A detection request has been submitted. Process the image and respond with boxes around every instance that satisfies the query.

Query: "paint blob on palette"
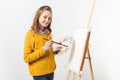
[57,36,73,55]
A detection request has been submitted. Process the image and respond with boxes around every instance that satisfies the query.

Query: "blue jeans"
[33,73,54,80]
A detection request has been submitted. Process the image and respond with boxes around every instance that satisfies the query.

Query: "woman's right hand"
[43,40,53,51]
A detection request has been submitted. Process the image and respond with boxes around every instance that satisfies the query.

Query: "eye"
[48,17,51,20]
[43,15,51,21]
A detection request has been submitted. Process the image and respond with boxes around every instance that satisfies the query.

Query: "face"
[39,10,52,30]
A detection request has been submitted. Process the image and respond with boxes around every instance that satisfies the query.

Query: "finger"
[49,41,53,46]
[57,46,62,49]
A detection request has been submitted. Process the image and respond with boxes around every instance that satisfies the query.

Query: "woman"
[23,5,60,80]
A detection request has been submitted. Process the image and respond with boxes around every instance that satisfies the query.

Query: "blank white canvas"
[68,28,88,73]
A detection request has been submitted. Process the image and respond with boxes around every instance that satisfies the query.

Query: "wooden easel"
[67,30,94,80]
[66,0,96,80]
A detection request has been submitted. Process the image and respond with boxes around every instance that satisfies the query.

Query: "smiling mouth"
[45,22,48,24]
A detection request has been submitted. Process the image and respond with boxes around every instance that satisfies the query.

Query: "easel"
[67,29,94,80]
[66,0,96,80]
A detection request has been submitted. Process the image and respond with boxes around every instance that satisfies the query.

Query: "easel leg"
[77,75,81,80]
[87,48,94,80]
[72,73,75,80]
[67,70,71,80]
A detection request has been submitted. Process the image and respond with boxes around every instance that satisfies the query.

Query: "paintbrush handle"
[52,41,68,47]
[43,38,68,47]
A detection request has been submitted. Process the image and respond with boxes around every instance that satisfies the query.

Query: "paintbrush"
[43,38,68,47]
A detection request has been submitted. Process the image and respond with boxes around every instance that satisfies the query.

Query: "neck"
[40,26,45,31]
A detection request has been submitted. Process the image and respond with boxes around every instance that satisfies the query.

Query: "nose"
[46,18,49,22]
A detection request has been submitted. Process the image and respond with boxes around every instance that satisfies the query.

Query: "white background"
[0,0,120,80]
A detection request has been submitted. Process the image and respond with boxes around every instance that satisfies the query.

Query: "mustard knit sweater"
[23,30,56,76]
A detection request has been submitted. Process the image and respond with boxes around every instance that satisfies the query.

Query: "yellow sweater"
[24,30,56,76]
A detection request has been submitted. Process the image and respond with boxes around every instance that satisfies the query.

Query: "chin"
[44,26,48,28]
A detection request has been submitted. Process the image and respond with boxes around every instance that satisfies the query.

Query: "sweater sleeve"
[23,31,46,63]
